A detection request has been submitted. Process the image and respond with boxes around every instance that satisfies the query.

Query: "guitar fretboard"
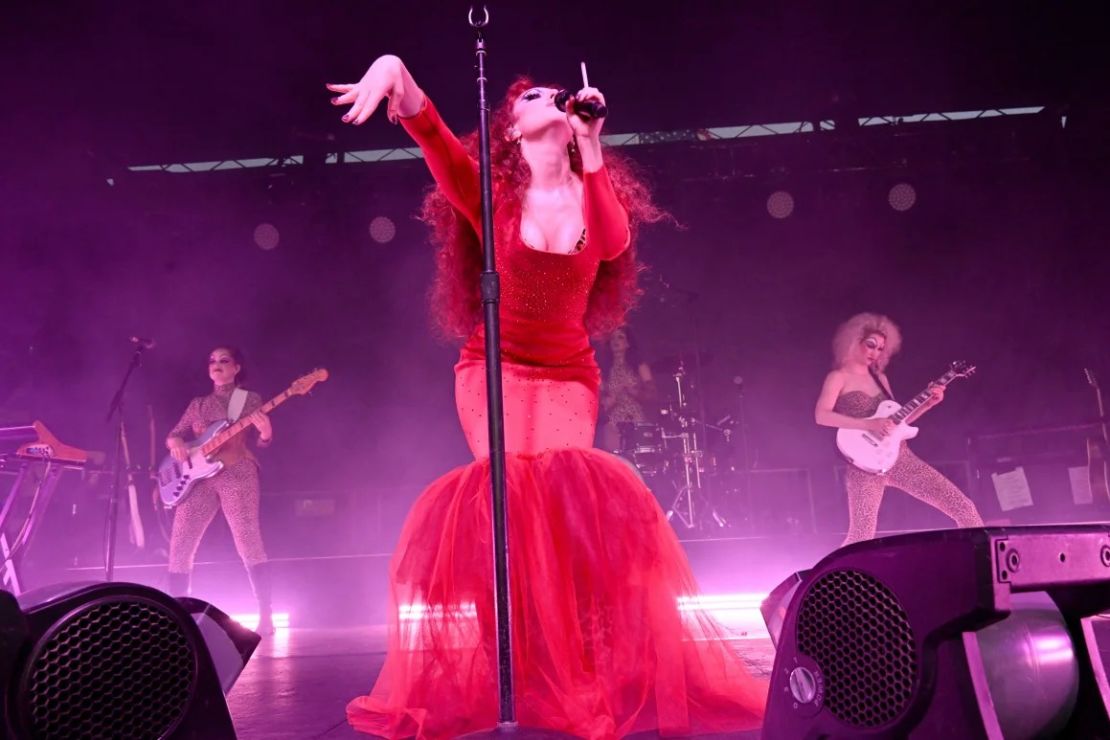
[200,389,294,456]
[888,371,959,424]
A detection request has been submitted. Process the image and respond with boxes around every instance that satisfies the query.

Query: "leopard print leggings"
[842,445,983,546]
[167,459,268,572]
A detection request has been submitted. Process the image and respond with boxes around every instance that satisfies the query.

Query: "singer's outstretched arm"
[327,55,425,123]
[399,98,482,234]
[328,61,627,256]
[327,56,481,233]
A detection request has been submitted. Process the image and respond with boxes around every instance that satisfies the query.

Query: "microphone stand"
[733,377,754,533]
[468,4,514,732]
[460,7,574,738]
[103,342,146,580]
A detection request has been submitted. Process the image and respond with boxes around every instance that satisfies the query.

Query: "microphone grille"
[553,90,571,112]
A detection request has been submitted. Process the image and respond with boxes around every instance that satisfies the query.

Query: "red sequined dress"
[347,99,767,739]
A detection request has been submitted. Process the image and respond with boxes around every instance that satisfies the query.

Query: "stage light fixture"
[369,216,397,244]
[767,190,795,219]
[253,222,280,250]
[888,182,917,212]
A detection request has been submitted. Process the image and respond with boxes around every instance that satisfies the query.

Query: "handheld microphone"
[130,336,156,350]
[554,90,607,121]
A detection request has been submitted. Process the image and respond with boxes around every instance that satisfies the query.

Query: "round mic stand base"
[459,725,580,739]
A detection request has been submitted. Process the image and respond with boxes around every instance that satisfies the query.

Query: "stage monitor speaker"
[761,525,1110,739]
[0,581,260,739]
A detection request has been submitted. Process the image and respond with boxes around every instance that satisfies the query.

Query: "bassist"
[814,313,983,547]
[165,345,274,634]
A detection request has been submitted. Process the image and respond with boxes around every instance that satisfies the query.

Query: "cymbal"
[649,352,714,374]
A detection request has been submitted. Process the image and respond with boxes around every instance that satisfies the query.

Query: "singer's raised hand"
[567,86,606,139]
[327,55,425,126]
[568,86,607,172]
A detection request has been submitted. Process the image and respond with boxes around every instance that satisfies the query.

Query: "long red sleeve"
[399,98,481,234]
[582,166,631,260]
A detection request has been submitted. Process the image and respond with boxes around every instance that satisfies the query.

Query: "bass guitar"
[157,368,327,507]
[837,361,976,474]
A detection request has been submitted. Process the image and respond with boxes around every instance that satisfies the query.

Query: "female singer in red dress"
[328,55,766,739]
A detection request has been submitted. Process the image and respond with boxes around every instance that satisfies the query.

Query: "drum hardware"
[612,354,752,532]
[616,421,669,477]
[662,431,726,530]
[660,361,727,530]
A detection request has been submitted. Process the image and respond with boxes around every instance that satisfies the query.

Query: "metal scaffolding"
[126,106,1047,175]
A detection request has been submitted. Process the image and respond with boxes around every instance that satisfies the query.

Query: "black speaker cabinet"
[762,525,1110,739]
[1,581,257,739]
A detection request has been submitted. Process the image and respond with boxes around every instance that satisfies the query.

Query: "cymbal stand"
[663,364,726,530]
[732,377,754,532]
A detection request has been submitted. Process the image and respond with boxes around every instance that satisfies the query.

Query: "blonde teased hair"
[831,313,902,370]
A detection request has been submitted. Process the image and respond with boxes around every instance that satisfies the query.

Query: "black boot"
[246,562,274,635]
[167,571,191,598]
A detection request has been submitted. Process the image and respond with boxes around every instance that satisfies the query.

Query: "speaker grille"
[796,569,917,727]
[22,598,197,739]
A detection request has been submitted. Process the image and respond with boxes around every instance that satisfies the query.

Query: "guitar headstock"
[949,361,976,379]
[290,368,329,396]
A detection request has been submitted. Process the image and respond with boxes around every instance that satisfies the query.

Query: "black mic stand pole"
[103,341,147,581]
[460,7,575,738]
[734,376,754,533]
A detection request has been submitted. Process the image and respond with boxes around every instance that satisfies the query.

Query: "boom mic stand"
[103,340,147,580]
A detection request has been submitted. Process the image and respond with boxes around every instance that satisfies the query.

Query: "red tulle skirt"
[347,448,767,739]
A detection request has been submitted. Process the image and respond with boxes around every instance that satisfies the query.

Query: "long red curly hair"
[421,77,665,339]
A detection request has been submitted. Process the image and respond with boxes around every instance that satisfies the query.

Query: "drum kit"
[612,357,750,532]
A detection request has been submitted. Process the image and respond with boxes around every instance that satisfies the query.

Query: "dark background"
[2,1,1108,577]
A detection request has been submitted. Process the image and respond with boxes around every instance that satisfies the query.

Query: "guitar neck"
[200,389,292,455]
[1085,369,1109,443]
[889,371,958,424]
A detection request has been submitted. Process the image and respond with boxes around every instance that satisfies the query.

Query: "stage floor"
[227,627,776,739]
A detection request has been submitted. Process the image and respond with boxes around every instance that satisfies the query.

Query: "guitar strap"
[227,387,249,422]
[869,366,894,401]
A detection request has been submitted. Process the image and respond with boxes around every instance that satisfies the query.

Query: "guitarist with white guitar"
[815,313,983,547]
[164,346,277,634]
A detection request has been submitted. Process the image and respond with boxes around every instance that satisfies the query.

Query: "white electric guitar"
[157,369,328,507]
[836,361,976,474]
